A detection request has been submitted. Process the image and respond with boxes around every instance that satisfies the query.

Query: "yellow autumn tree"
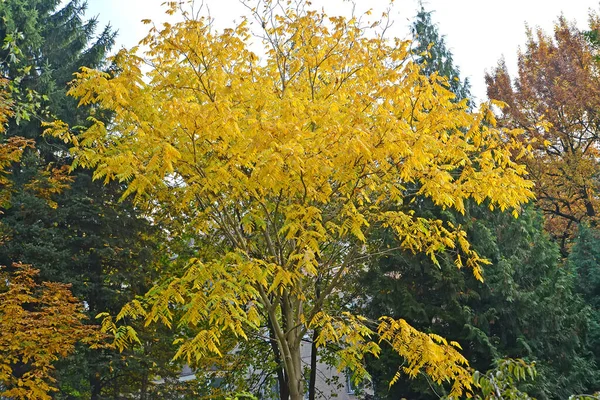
[47,2,534,399]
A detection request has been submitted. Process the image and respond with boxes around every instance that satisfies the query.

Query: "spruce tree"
[363,204,596,399]
[0,2,184,398]
[410,4,470,102]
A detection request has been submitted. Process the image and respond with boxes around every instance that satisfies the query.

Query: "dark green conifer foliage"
[363,205,596,399]
[569,225,600,394]
[0,2,185,398]
[410,4,470,102]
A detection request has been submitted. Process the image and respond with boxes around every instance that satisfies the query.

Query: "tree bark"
[90,372,102,400]
[583,187,596,218]
[308,328,319,400]
[308,278,321,400]
[268,319,290,400]
[290,340,304,400]
[258,286,304,400]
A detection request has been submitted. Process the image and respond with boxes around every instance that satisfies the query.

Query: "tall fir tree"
[0,1,186,398]
[410,4,470,102]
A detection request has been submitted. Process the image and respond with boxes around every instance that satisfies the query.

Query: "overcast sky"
[85,0,599,102]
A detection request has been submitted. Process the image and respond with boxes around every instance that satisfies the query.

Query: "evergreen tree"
[362,204,596,399]
[410,4,470,102]
[569,225,600,394]
[0,2,186,398]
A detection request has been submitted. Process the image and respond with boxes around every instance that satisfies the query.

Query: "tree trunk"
[308,278,321,400]
[268,320,290,400]
[260,288,304,400]
[90,373,102,400]
[140,372,148,400]
[284,340,304,400]
[308,328,319,400]
[277,316,304,400]
[581,186,596,220]
[292,345,304,400]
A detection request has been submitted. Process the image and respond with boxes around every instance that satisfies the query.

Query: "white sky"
[85,0,598,103]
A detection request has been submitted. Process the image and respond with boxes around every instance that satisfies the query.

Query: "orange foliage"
[486,17,600,249]
[0,264,103,400]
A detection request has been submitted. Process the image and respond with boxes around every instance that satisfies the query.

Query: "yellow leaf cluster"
[378,316,472,398]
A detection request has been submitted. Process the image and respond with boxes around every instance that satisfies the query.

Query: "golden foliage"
[486,16,600,246]
[46,2,534,397]
[378,317,471,396]
[0,264,103,400]
[0,78,34,207]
